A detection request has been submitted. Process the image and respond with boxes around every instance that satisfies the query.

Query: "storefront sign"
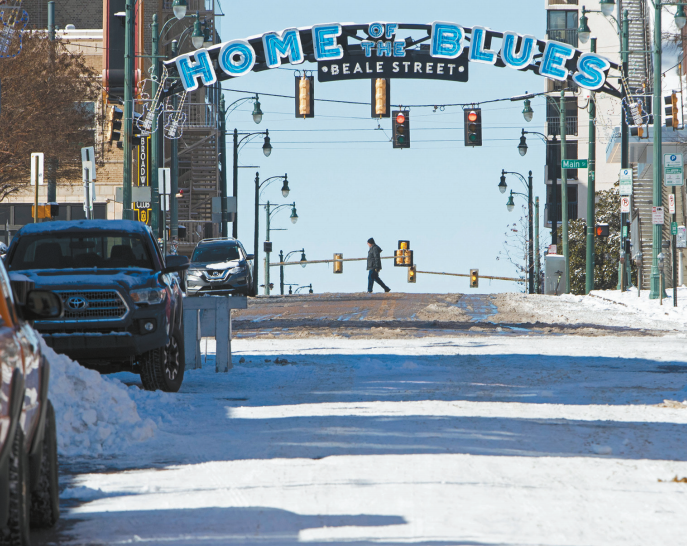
[134,136,152,225]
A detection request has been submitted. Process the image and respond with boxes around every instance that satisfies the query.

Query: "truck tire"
[0,427,31,545]
[30,400,59,528]
[139,326,185,392]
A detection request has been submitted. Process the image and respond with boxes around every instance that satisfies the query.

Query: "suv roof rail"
[198,237,238,244]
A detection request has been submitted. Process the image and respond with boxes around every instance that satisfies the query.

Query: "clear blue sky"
[214,0,548,294]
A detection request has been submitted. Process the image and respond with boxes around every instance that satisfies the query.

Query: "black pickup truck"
[4,220,189,392]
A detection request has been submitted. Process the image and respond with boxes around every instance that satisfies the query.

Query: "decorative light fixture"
[290,206,298,224]
[202,25,212,48]
[281,175,290,197]
[522,98,534,122]
[518,129,528,157]
[506,191,515,212]
[252,96,263,124]
[499,171,508,194]
[300,251,307,267]
[676,4,687,29]
[599,0,615,17]
[191,14,204,49]
[172,0,187,20]
[578,9,591,44]
[262,130,272,157]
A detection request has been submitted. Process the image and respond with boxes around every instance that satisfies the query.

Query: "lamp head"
[578,10,591,44]
[600,0,615,17]
[300,251,307,267]
[676,4,687,29]
[172,0,187,20]
[499,171,508,194]
[522,98,534,122]
[252,96,263,124]
[281,175,290,198]
[191,14,204,49]
[290,205,298,224]
[518,129,528,157]
[506,191,515,212]
[262,130,272,157]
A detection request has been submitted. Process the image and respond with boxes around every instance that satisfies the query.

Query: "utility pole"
[650,0,664,299]
[535,196,540,293]
[618,8,630,291]
[279,250,284,295]
[253,172,260,295]
[232,128,238,238]
[586,37,597,294]
[122,0,135,220]
[150,14,160,236]
[549,134,559,248]
[219,98,227,238]
[528,170,534,295]
[560,89,569,293]
[265,201,271,295]
[170,40,179,243]
[47,1,57,204]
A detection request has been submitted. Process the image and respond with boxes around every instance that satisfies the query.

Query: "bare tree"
[0,32,100,201]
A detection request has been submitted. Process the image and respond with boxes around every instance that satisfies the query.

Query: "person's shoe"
[384,288,391,293]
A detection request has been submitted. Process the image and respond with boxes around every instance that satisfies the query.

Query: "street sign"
[619,168,633,196]
[652,206,665,225]
[671,221,678,235]
[31,153,44,186]
[663,153,684,186]
[158,168,171,212]
[80,147,96,182]
[561,159,588,169]
[669,194,676,214]
[620,196,631,213]
[548,244,557,254]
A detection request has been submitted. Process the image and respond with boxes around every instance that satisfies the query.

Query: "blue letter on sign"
[431,21,465,59]
[540,41,575,81]
[312,24,343,61]
[263,28,304,68]
[500,31,536,70]
[469,26,497,65]
[176,50,216,92]
[572,53,611,90]
[218,40,256,77]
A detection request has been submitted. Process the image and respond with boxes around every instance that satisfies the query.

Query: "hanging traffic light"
[395,240,413,267]
[470,268,479,288]
[333,253,343,274]
[665,92,679,129]
[295,75,314,119]
[595,223,610,237]
[105,105,123,143]
[371,78,390,118]
[464,108,482,147]
[392,110,410,149]
[408,264,416,283]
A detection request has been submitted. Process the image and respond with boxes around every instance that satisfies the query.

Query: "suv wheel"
[139,326,185,392]
[0,427,31,545]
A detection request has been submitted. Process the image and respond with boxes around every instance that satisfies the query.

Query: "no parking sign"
[620,196,630,213]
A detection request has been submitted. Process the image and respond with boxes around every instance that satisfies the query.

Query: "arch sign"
[164,22,620,98]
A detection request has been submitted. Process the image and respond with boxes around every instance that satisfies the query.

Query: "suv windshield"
[192,244,241,264]
[8,232,154,271]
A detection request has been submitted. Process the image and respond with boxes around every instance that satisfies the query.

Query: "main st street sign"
[164,22,620,96]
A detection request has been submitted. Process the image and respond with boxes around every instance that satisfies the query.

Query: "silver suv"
[186,238,254,296]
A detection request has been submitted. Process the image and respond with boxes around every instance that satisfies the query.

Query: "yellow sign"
[134,136,152,225]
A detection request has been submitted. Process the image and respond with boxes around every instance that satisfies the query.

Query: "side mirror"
[21,290,63,321]
[246,254,254,261]
[163,254,190,274]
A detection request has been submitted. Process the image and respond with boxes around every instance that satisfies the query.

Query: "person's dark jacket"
[367,244,383,271]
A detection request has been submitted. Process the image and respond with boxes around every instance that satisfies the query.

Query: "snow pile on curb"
[41,340,157,457]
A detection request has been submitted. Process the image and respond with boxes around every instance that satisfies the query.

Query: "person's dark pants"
[368,269,389,292]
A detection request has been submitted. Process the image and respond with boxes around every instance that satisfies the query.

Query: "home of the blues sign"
[164,22,620,97]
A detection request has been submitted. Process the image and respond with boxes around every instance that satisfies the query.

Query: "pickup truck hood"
[11,268,159,292]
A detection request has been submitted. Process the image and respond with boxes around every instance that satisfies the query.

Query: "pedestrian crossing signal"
[470,268,479,288]
[464,108,482,147]
[395,240,413,267]
[595,223,609,237]
[392,110,410,149]
[408,264,416,283]
[333,253,343,274]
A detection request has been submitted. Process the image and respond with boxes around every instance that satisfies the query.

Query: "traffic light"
[408,264,416,283]
[470,269,479,288]
[333,253,343,274]
[392,110,410,149]
[264,241,273,253]
[105,105,123,143]
[371,78,390,118]
[464,108,482,147]
[395,240,413,267]
[32,203,59,220]
[665,92,679,129]
[595,223,610,237]
[295,75,314,118]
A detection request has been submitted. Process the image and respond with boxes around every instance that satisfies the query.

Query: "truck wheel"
[30,400,60,528]
[0,427,31,545]
[139,327,185,392]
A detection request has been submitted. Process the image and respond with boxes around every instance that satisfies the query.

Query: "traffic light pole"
[528,171,534,295]
[170,40,179,244]
[150,14,160,236]
[549,136,559,248]
[560,89,570,294]
[254,172,260,295]
[586,38,597,295]
[122,0,135,221]
[535,196,540,293]
[650,0,663,299]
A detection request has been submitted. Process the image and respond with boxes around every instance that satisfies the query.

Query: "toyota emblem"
[66,296,88,311]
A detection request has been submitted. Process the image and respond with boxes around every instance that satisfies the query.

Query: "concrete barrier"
[183,296,248,372]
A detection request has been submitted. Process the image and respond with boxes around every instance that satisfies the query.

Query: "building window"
[547,10,578,46]
[546,96,578,136]
[546,183,579,225]
[546,140,579,179]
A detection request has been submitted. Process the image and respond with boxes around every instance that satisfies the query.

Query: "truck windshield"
[192,244,241,263]
[8,233,154,271]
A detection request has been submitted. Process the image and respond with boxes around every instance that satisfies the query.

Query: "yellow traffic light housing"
[371,78,390,118]
[333,253,343,274]
[395,240,413,267]
[665,92,679,130]
[470,268,479,288]
[408,264,416,283]
[295,75,314,118]
[105,105,123,143]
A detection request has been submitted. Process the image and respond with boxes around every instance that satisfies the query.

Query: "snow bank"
[42,340,157,457]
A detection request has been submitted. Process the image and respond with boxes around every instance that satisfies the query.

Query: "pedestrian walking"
[367,238,390,293]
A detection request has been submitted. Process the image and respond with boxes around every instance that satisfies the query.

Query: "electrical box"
[544,254,566,295]
[677,226,687,248]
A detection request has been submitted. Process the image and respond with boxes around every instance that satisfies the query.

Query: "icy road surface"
[45,334,687,545]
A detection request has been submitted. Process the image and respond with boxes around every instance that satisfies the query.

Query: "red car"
[0,260,62,544]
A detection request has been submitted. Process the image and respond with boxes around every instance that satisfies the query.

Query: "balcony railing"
[163,0,214,12]
[547,116,578,136]
[548,0,578,5]
[549,79,579,93]
[177,220,219,245]
[544,203,579,226]
[546,28,578,47]
[176,102,219,129]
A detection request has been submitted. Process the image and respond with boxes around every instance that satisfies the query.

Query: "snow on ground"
[45,333,687,545]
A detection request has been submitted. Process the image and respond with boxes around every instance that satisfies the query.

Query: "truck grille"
[55,290,128,321]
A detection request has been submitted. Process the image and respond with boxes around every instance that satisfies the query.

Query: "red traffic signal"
[396,112,406,124]
[392,110,410,149]
[464,108,482,147]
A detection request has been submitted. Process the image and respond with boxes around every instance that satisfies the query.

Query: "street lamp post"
[262,201,298,295]
[586,38,597,295]
[279,248,307,295]
[500,169,535,294]
[170,40,179,243]
[122,0,136,220]
[254,172,290,295]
